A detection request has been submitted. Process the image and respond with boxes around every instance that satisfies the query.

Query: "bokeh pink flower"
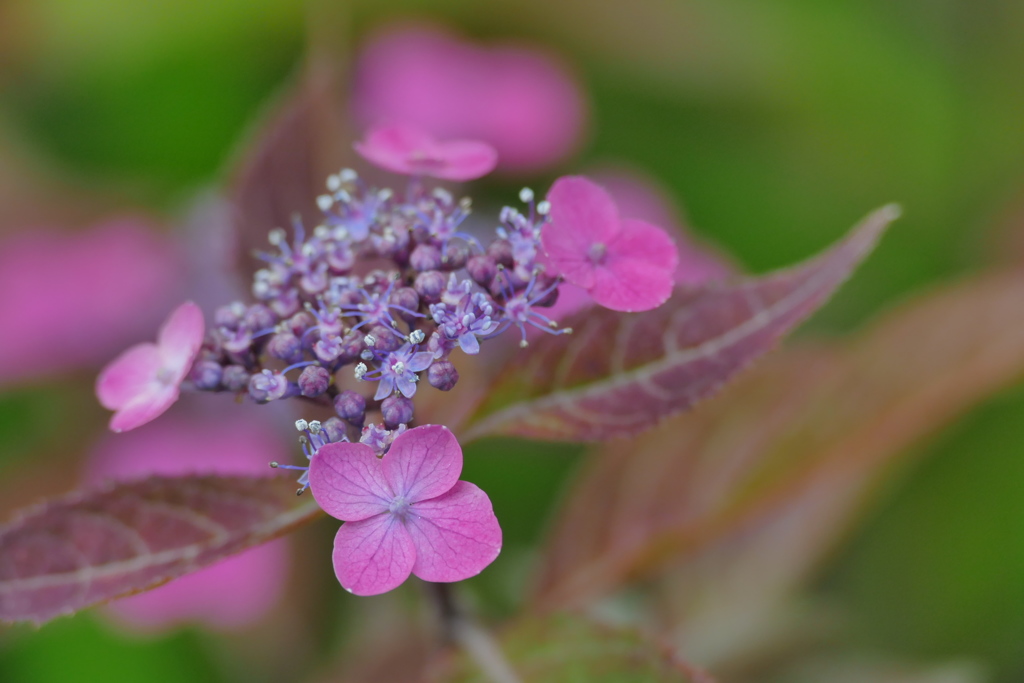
[542,176,679,312]
[96,301,205,433]
[353,23,586,174]
[0,219,181,388]
[309,424,501,596]
[354,124,498,181]
[85,407,289,631]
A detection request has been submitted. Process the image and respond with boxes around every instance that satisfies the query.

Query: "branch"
[426,582,522,683]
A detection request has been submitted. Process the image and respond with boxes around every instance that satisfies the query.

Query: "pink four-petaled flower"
[354,124,499,181]
[96,301,205,433]
[309,424,501,596]
[541,176,680,312]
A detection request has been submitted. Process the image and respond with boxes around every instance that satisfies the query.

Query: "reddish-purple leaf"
[227,67,351,276]
[532,270,1024,609]
[463,205,899,443]
[0,474,322,624]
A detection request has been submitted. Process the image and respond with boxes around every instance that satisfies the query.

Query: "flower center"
[389,496,410,517]
[156,365,176,385]
[587,242,607,265]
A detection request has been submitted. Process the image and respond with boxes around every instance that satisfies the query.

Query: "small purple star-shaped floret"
[359,422,406,455]
[365,343,434,401]
[429,280,500,355]
[309,425,502,596]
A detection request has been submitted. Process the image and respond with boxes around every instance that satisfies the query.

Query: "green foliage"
[0,615,222,683]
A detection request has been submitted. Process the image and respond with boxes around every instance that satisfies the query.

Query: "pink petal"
[383,425,462,504]
[352,23,586,173]
[590,218,679,312]
[355,124,497,181]
[588,168,733,288]
[542,176,621,288]
[157,301,205,379]
[354,123,435,175]
[96,343,161,410]
[108,385,179,433]
[406,481,502,583]
[426,139,498,181]
[309,442,393,522]
[0,220,182,388]
[332,513,416,596]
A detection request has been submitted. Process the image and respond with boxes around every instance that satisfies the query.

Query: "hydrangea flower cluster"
[96,124,680,595]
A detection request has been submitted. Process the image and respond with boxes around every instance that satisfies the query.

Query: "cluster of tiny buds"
[192,172,573,489]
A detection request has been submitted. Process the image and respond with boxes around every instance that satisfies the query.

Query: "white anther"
[563,327,573,334]
[409,329,425,344]
[295,419,309,432]
[392,361,406,375]
[360,350,374,361]
[364,334,377,347]
[316,195,334,211]
[339,168,357,183]
[537,200,551,215]
[377,188,393,201]
[337,189,352,203]
[326,174,342,192]
[459,197,472,210]
[520,339,529,348]
[519,187,534,203]
[354,363,367,380]
[308,420,322,434]
[301,243,316,257]
[314,225,330,239]
[548,320,558,329]
[432,188,452,204]
[496,227,509,239]
[268,228,286,245]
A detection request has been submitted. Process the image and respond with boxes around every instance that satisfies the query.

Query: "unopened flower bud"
[267,332,304,363]
[487,239,514,267]
[414,270,447,303]
[214,302,246,328]
[381,395,414,429]
[409,244,443,272]
[287,311,317,336]
[190,360,223,391]
[533,274,560,307]
[368,325,402,353]
[322,417,347,443]
[221,365,250,392]
[334,390,366,425]
[467,254,497,285]
[391,287,421,323]
[243,304,276,331]
[428,360,459,391]
[441,241,469,270]
[248,369,289,403]
[298,365,331,397]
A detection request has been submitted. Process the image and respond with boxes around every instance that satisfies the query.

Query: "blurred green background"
[2,0,1024,681]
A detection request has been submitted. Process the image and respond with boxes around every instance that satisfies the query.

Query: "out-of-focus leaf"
[533,270,1024,608]
[436,613,713,683]
[226,65,351,276]
[0,474,322,624]
[766,656,985,683]
[463,205,897,443]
